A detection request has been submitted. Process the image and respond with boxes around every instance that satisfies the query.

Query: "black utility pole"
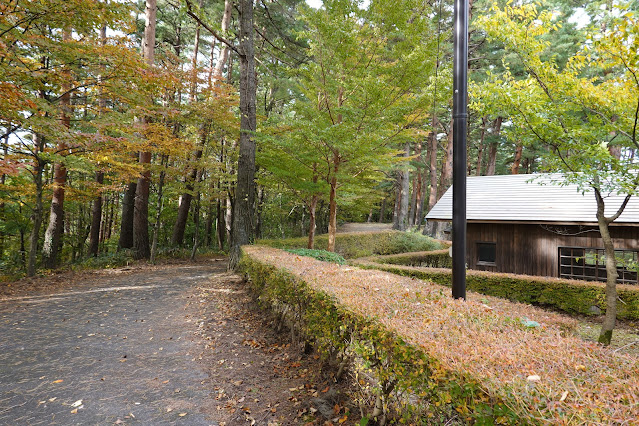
[452,0,468,299]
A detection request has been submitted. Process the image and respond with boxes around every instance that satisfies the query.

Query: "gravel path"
[0,262,225,425]
[0,260,352,426]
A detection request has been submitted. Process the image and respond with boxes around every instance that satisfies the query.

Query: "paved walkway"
[0,262,226,425]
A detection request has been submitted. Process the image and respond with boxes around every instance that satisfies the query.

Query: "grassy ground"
[578,320,639,356]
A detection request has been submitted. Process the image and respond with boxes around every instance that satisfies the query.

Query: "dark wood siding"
[467,223,639,277]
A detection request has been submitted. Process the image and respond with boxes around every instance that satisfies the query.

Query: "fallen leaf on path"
[178,413,187,417]
[52,379,63,384]
[71,400,83,407]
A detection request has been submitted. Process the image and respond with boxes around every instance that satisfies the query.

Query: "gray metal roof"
[425,174,639,225]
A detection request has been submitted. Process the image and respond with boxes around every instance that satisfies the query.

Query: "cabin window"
[559,247,638,284]
[477,242,496,265]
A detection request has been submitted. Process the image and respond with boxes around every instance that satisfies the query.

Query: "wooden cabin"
[426,174,639,284]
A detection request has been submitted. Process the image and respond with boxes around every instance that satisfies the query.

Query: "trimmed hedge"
[240,246,639,424]
[258,230,443,259]
[240,248,517,424]
[355,260,639,320]
[372,249,452,268]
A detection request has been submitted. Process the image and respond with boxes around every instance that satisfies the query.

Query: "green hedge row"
[258,231,443,259]
[239,250,518,424]
[356,261,639,321]
[372,249,452,268]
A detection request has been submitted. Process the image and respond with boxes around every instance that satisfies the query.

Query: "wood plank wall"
[467,223,639,277]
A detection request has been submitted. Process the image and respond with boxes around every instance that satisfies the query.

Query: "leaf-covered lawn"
[245,246,639,423]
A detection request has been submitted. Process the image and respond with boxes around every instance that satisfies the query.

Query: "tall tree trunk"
[118,181,136,249]
[216,145,227,250]
[107,195,115,241]
[476,116,486,176]
[416,168,427,229]
[41,142,68,268]
[171,148,203,246]
[394,143,410,231]
[150,155,168,263]
[595,189,628,345]
[89,171,104,257]
[100,195,107,244]
[392,181,400,228]
[485,116,502,176]
[228,0,257,269]
[0,134,7,258]
[255,185,265,240]
[216,192,225,250]
[171,4,205,247]
[378,198,386,223]
[307,169,319,249]
[412,172,423,226]
[133,150,152,259]
[437,119,453,199]
[409,139,423,226]
[42,31,72,269]
[90,26,107,258]
[133,0,157,260]
[427,117,439,209]
[225,194,232,246]
[20,219,26,269]
[190,179,201,261]
[28,135,46,276]
[211,0,233,85]
[327,153,340,253]
[424,115,441,237]
[205,191,214,247]
[189,0,202,101]
[511,143,523,174]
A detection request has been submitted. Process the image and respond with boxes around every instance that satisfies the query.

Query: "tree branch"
[181,0,239,55]
[607,194,631,223]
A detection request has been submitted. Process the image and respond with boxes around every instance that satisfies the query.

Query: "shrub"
[372,249,452,268]
[241,246,638,424]
[74,250,133,270]
[285,248,346,265]
[258,230,443,259]
[355,260,639,321]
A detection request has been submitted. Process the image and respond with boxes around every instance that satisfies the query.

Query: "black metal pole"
[452,0,468,299]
